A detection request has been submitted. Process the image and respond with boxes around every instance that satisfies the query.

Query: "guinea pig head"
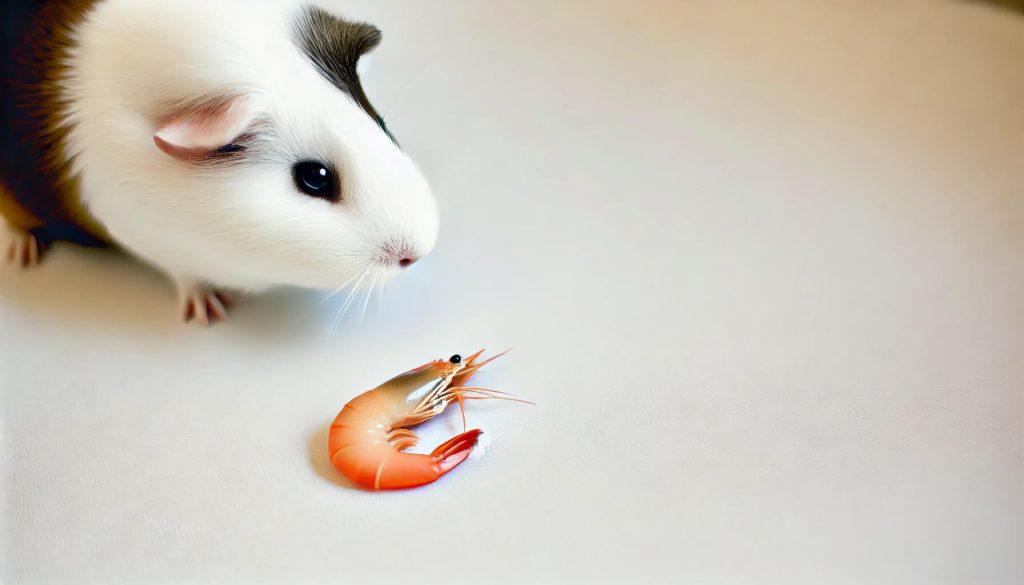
[149,8,438,292]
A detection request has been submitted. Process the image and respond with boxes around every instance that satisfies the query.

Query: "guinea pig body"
[0,0,438,323]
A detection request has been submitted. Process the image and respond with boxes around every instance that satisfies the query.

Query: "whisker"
[376,280,385,314]
[317,267,369,307]
[330,291,357,336]
[359,271,378,324]
[330,267,370,335]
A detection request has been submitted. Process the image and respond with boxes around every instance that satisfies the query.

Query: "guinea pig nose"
[382,240,419,267]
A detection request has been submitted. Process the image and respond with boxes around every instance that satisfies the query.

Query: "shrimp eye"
[450,354,462,364]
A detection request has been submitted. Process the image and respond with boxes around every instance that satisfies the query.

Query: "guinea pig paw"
[5,231,46,269]
[180,284,233,326]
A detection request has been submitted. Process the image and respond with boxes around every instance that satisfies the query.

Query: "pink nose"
[398,257,416,268]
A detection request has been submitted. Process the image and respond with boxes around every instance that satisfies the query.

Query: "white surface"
[2,1,1023,583]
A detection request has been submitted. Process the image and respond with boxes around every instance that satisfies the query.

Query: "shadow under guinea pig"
[966,0,1024,15]
[0,236,330,344]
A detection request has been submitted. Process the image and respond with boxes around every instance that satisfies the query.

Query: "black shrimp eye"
[450,354,462,364]
[292,161,336,200]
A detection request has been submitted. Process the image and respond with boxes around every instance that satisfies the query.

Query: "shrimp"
[328,349,528,490]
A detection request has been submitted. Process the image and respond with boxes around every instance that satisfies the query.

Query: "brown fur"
[0,183,43,231]
[0,0,109,246]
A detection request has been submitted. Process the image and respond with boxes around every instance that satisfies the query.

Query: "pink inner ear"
[154,96,252,161]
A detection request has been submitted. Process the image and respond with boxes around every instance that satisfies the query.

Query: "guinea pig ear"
[154,95,253,161]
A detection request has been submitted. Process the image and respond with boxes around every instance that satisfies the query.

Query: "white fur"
[60,0,438,293]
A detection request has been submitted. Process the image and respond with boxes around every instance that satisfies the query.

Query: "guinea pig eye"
[292,161,336,200]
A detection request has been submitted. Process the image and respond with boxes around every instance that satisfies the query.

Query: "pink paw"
[5,232,45,268]
[180,285,234,326]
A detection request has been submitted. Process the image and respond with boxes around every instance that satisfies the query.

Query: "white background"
[2,1,1023,583]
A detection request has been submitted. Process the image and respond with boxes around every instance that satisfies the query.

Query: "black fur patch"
[292,5,397,145]
[0,0,108,246]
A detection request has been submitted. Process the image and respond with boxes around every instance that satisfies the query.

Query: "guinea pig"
[0,0,438,325]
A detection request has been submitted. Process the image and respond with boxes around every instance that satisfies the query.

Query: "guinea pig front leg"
[2,187,50,268]
[4,229,50,269]
[177,280,234,326]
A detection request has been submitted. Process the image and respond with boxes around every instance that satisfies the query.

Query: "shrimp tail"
[365,429,483,490]
[433,429,483,472]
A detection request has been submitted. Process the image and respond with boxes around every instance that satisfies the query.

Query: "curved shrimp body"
[328,350,506,490]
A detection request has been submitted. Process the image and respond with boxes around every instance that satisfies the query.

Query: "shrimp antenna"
[454,388,467,433]
[450,387,536,406]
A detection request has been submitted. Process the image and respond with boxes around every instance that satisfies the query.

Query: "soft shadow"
[966,0,1024,15]
[217,286,330,347]
[0,238,327,344]
[0,244,170,333]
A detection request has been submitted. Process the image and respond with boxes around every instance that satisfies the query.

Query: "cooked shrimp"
[328,349,528,490]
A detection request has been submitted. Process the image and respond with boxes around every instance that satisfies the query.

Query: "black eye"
[450,354,462,364]
[292,161,336,200]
